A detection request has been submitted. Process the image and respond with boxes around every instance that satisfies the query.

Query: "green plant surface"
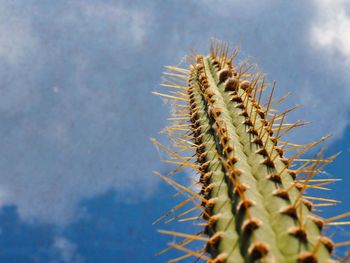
[152,41,349,263]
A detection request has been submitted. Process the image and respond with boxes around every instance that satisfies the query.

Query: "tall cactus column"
[153,42,348,263]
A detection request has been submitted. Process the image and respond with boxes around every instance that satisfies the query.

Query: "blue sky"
[0,0,350,262]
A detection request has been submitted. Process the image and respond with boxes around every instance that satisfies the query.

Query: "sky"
[0,0,350,262]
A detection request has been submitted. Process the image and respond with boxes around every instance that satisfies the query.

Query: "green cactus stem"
[152,40,349,263]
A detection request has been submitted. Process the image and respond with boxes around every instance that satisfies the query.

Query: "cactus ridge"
[152,40,350,263]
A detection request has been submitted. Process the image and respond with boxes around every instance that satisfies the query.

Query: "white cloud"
[67,2,152,47]
[304,0,350,139]
[0,18,35,65]
[0,5,41,116]
[0,1,161,225]
[311,0,350,64]
[53,237,84,263]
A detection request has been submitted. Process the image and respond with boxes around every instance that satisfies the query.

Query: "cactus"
[152,40,349,263]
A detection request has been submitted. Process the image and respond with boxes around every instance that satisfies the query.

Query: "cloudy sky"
[0,0,349,262]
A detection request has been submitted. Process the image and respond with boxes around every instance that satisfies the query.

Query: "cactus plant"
[152,40,349,263]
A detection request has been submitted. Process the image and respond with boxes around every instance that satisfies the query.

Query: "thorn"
[156,236,194,256]
[264,81,276,118]
[152,195,197,225]
[266,91,292,109]
[165,205,201,224]
[304,195,340,204]
[163,72,188,79]
[152,91,189,102]
[169,243,211,262]
[160,83,187,90]
[325,211,350,223]
[153,171,207,203]
[334,241,350,248]
[158,230,208,241]
[151,138,200,172]
[164,65,190,74]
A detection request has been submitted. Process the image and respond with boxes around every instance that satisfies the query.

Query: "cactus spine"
[153,41,349,263]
